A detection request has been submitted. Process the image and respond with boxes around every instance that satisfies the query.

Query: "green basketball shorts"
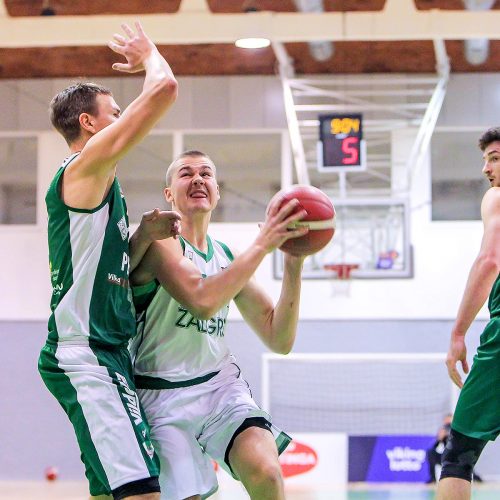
[38,342,160,496]
[452,317,500,442]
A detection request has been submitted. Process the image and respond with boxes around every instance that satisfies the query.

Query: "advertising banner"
[348,435,435,482]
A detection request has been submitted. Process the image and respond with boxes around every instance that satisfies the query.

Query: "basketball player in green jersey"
[130,150,309,500]
[38,22,180,500]
[437,127,500,500]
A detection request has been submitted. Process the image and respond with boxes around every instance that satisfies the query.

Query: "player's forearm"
[142,48,178,100]
[129,224,154,273]
[452,254,499,337]
[191,245,269,319]
[264,256,304,354]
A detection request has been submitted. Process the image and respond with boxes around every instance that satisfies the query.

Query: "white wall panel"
[479,73,500,126]
[192,76,231,128]
[17,80,53,131]
[229,76,266,128]
[0,81,19,130]
[438,74,481,127]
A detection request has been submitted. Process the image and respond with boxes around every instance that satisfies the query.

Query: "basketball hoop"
[323,263,359,296]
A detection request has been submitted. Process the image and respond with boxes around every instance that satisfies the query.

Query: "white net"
[262,353,455,435]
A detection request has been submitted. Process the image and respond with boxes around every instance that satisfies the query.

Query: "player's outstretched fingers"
[134,21,146,36]
[121,23,135,39]
[112,34,127,45]
[108,40,126,55]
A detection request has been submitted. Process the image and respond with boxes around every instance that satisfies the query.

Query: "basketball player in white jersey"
[130,150,308,500]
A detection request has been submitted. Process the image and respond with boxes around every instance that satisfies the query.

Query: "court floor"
[1,482,499,500]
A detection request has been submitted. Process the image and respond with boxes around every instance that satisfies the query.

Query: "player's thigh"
[453,321,500,441]
[200,369,290,478]
[228,425,281,479]
[138,385,218,500]
[152,422,217,500]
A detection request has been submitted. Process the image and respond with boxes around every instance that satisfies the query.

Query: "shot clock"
[317,113,366,172]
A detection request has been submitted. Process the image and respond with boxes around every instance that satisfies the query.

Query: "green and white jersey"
[131,235,234,382]
[46,153,135,347]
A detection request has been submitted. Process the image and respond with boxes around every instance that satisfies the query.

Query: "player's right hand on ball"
[256,198,308,253]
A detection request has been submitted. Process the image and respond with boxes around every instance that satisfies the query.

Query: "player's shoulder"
[481,187,500,221]
[482,186,500,206]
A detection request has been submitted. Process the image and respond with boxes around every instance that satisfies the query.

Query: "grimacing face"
[482,141,500,188]
[165,156,219,213]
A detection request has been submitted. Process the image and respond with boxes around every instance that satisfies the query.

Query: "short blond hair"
[165,150,216,186]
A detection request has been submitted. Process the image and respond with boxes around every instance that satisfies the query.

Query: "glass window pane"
[118,134,173,224]
[183,133,282,222]
[0,137,37,224]
[431,130,489,221]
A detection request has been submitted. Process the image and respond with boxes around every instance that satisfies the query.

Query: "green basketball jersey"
[488,273,500,318]
[46,153,135,346]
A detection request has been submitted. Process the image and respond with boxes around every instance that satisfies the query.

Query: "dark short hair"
[478,127,500,151]
[49,82,112,145]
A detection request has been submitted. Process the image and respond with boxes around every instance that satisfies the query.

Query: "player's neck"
[181,212,211,252]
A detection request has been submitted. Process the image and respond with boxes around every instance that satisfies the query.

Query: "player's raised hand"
[140,208,181,241]
[108,22,155,73]
[256,197,308,253]
[446,334,469,388]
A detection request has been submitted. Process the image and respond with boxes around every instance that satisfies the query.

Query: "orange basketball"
[268,184,335,256]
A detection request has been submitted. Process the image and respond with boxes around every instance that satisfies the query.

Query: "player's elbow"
[477,251,500,272]
[151,77,178,106]
[270,339,294,355]
[189,301,217,321]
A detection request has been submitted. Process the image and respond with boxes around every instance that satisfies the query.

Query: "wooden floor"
[0,482,499,500]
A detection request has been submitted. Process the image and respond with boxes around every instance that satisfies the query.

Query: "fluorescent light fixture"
[235,37,271,49]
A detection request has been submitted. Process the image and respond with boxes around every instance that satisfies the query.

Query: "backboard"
[273,198,412,280]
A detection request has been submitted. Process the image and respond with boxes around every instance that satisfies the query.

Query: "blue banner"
[349,435,436,482]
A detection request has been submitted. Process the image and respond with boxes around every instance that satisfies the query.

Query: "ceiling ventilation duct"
[293,0,334,61]
[462,0,495,65]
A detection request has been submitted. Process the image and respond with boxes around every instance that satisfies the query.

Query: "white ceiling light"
[235,37,271,49]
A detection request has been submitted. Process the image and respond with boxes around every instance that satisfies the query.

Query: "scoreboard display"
[318,113,365,172]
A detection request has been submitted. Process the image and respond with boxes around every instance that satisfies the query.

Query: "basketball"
[268,184,335,256]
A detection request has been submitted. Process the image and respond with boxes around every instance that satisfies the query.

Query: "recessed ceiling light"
[235,38,271,49]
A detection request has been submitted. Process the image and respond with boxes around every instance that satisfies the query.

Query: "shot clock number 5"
[317,113,366,172]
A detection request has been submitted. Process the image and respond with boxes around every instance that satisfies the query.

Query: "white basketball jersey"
[131,235,235,382]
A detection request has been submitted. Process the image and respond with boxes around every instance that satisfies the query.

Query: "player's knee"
[439,429,487,482]
[249,460,283,490]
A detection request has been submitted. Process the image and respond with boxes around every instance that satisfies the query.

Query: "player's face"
[482,141,500,187]
[166,157,219,214]
[90,94,121,133]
